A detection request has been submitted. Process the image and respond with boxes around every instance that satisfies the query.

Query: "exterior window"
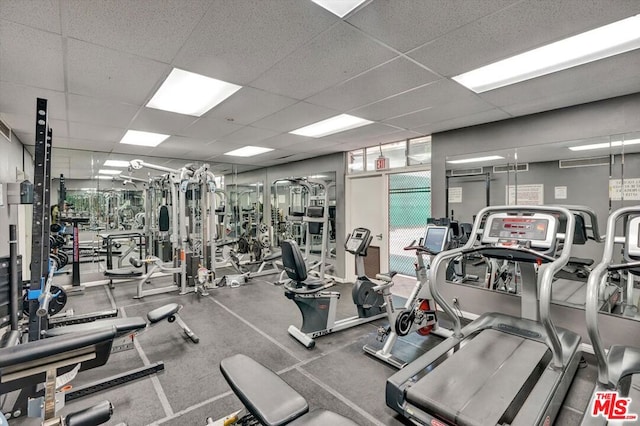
[408,136,431,166]
[348,149,365,173]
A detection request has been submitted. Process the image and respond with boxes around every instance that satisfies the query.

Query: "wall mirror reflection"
[442,131,640,321]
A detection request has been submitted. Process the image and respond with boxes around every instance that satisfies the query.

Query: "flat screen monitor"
[423,226,449,253]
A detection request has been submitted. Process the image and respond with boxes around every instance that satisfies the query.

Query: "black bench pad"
[43,317,147,338]
[569,257,594,266]
[104,269,143,278]
[220,354,308,426]
[288,410,359,426]
[264,251,282,261]
[147,303,180,324]
[0,329,116,368]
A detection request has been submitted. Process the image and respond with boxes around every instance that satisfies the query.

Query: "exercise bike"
[363,225,448,368]
[282,227,387,349]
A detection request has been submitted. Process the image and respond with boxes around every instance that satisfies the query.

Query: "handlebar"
[404,245,439,256]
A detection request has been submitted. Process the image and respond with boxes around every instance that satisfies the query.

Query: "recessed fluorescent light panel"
[447,155,504,164]
[569,138,640,151]
[103,160,130,167]
[290,114,373,138]
[311,0,369,18]
[98,169,122,175]
[453,14,640,93]
[94,175,113,180]
[119,130,170,147]
[224,146,274,157]
[147,68,242,117]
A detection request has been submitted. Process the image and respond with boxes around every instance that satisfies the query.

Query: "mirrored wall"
[444,131,640,320]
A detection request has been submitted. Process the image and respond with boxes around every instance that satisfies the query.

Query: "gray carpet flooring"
[9,262,597,426]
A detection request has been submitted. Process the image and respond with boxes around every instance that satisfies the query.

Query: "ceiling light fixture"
[94,175,114,180]
[311,0,369,18]
[98,169,122,175]
[224,146,274,157]
[447,155,504,164]
[147,68,242,116]
[119,130,170,147]
[103,160,131,167]
[568,138,640,151]
[290,114,373,138]
[453,14,640,93]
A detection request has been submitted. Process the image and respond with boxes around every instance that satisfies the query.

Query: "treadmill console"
[423,226,449,254]
[626,216,640,258]
[482,213,557,252]
[345,228,371,255]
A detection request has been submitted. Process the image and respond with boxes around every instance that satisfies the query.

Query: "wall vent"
[450,167,483,176]
[493,163,528,173]
[0,118,11,142]
[559,156,610,169]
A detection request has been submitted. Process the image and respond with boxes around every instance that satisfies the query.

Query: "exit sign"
[375,156,389,170]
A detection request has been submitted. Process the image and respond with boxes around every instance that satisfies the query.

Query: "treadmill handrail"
[586,205,640,386]
[428,205,575,367]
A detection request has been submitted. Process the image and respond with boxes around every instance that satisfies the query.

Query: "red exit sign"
[375,156,389,170]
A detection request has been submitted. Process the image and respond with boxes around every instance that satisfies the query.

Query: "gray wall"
[228,152,346,277]
[0,132,33,258]
[432,93,640,217]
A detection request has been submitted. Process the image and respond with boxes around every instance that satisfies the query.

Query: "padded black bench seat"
[43,317,147,338]
[568,257,594,266]
[220,354,357,426]
[104,269,143,278]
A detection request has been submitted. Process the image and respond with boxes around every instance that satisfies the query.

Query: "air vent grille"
[450,167,483,176]
[0,118,11,142]
[493,163,528,173]
[559,156,610,168]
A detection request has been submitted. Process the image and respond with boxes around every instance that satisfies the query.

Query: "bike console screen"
[345,228,371,255]
[423,226,448,254]
[482,213,557,251]
[627,216,640,258]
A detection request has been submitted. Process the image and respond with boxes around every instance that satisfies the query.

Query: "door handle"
[376,233,383,240]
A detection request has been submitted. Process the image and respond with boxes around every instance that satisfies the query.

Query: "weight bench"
[43,303,199,344]
[215,354,357,426]
[0,329,117,425]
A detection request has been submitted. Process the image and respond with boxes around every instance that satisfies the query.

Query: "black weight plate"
[22,285,67,316]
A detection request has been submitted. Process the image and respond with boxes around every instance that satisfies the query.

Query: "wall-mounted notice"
[506,184,544,205]
[609,178,640,201]
[448,187,462,203]
[554,186,568,200]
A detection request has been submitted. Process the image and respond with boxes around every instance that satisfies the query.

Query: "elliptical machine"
[363,225,445,368]
[282,227,387,348]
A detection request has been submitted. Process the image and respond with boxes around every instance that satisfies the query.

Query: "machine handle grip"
[372,282,394,292]
[403,245,438,256]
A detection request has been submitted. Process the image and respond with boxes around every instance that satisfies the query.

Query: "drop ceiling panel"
[351,79,476,121]
[322,122,400,142]
[0,83,67,122]
[0,114,68,139]
[408,0,640,77]
[173,0,337,85]
[251,21,396,99]
[384,97,496,129]
[130,108,199,135]
[62,138,116,152]
[0,20,65,91]
[412,108,513,135]
[66,38,169,105]
[175,116,243,141]
[212,127,280,152]
[259,133,314,150]
[154,136,209,152]
[67,94,139,128]
[251,102,338,133]
[64,0,210,63]
[0,0,61,34]
[69,122,124,143]
[204,87,298,125]
[306,57,440,111]
[346,0,517,52]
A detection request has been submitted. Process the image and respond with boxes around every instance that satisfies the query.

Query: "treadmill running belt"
[405,329,549,426]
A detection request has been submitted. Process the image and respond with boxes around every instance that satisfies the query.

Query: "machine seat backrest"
[158,205,170,232]
[281,240,308,283]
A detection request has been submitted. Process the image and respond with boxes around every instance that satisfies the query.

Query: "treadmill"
[386,205,582,426]
[582,207,640,425]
